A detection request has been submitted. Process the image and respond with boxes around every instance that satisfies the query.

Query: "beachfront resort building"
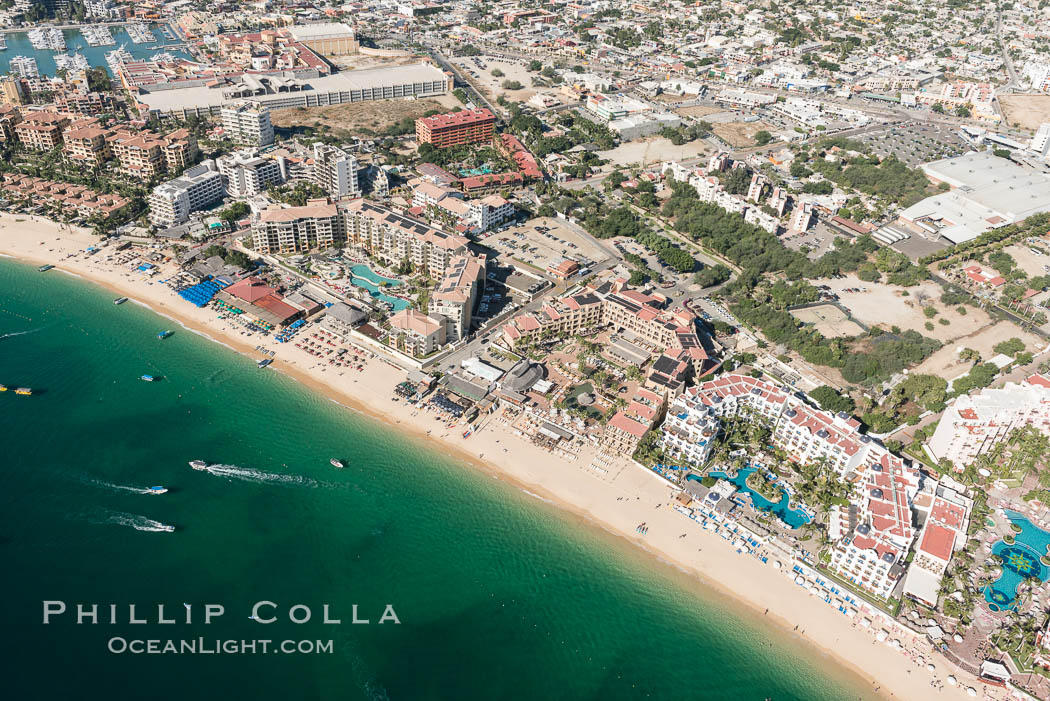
[217,150,283,198]
[827,453,921,600]
[148,161,225,227]
[653,373,933,599]
[341,199,470,278]
[251,200,341,255]
[415,109,496,149]
[388,308,446,357]
[926,375,1050,469]
[900,483,973,608]
[603,388,665,456]
[312,143,360,199]
[429,254,486,342]
[220,101,274,147]
[501,281,716,377]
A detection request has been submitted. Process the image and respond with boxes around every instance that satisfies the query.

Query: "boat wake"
[0,326,44,341]
[201,464,318,488]
[101,510,175,532]
[91,479,160,495]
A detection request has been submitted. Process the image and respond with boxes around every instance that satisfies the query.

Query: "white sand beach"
[0,215,1003,701]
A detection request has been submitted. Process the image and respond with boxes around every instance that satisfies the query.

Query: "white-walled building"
[217,150,282,197]
[220,100,274,147]
[926,375,1050,469]
[312,143,359,199]
[149,160,224,227]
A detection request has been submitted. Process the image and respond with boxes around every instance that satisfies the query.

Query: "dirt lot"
[790,304,866,338]
[914,322,1044,379]
[598,136,707,167]
[674,104,724,118]
[712,120,776,148]
[271,94,462,138]
[1003,242,1050,278]
[326,54,422,71]
[818,274,995,342]
[452,56,537,103]
[999,94,1050,131]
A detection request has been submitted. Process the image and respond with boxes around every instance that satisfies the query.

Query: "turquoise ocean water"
[0,258,874,700]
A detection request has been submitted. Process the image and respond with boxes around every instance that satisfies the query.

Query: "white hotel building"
[660,373,925,599]
[926,375,1050,469]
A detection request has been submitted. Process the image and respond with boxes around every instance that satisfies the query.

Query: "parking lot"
[483,217,610,274]
[853,121,966,166]
[782,221,837,259]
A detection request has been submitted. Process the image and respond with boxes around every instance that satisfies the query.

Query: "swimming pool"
[696,466,812,529]
[349,264,409,311]
[984,510,1050,611]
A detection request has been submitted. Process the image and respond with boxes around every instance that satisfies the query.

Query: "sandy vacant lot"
[819,275,994,343]
[674,104,724,118]
[999,94,1050,131]
[790,304,866,338]
[1004,243,1050,278]
[914,322,1045,379]
[712,120,775,148]
[598,136,707,167]
[452,56,537,103]
[271,94,461,137]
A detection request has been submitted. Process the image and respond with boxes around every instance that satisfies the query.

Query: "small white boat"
[147,486,168,494]
[189,460,208,470]
[330,458,344,468]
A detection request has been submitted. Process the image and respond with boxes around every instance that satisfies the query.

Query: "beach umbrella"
[966,688,976,697]
[927,664,936,672]
[953,634,963,643]
[946,676,957,686]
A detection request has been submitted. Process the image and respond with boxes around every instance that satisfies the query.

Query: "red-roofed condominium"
[416,109,496,149]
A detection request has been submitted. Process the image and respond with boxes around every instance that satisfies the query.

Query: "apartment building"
[217,150,283,198]
[107,128,199,180]
[220,100,274,147]
[108,131,168,179]
[388,308,446,357]
[926,375,1050,469]
[251,200,341,255]
[312,143,359,199]
[415,109,496,148]
[0,104,23,142]
[148,161,224,227]
[429,254,485,342]
[412,183,513,231]
[341,199,469,277]
[15,111,71,151]
[63,125,110,169]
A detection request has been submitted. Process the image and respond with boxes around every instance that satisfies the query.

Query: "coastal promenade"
[0,215,995,701]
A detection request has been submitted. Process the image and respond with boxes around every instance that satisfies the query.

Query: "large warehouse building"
[135,63,451,119]
[896,150,1050,244]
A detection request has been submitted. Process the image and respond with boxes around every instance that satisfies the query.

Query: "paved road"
[423,43,501,117]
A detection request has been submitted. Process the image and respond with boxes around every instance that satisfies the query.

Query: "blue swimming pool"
[349,264,409,311]
[694,466,812,529]
[984,510,1050,611]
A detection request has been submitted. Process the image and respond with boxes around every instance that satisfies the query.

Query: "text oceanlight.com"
[107,638,334,655]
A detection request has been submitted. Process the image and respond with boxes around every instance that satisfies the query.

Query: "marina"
[81,26,115,47]
[125,23,154,44]
[0,25,191,78]
[27,27,65,51]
